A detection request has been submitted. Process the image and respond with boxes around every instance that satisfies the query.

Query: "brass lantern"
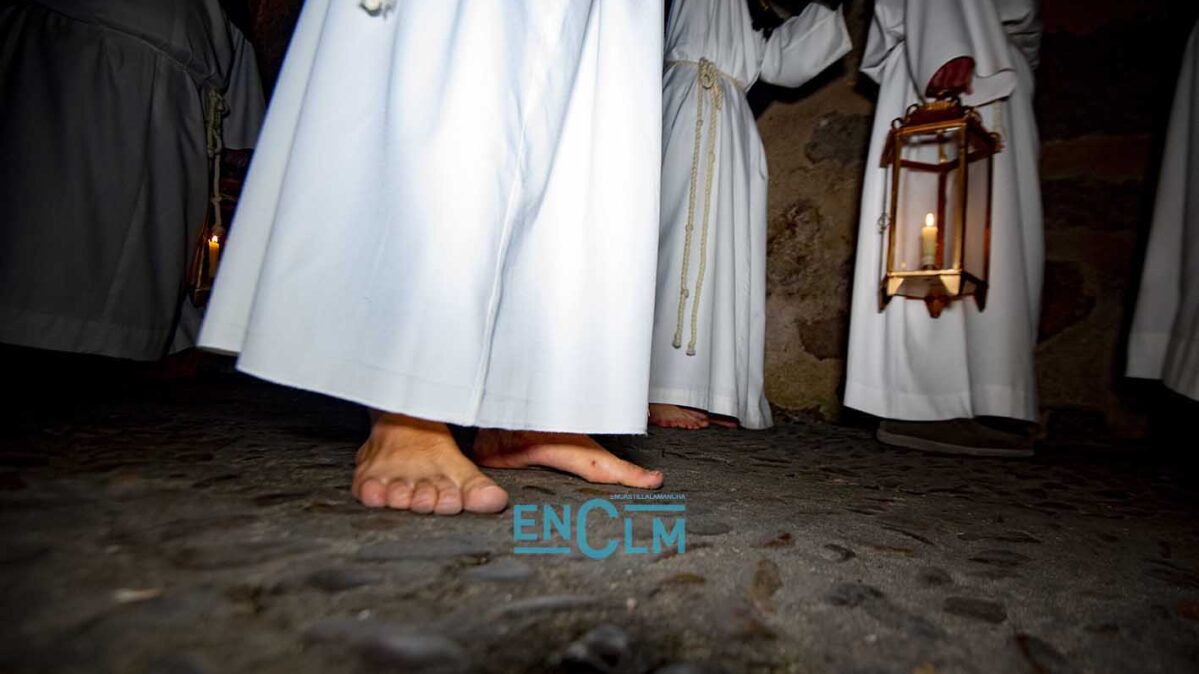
[878,97,1001,317]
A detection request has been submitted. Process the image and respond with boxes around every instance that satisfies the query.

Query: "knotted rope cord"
[687,66,723,356]
[204,89,226,244]
[671,66,706,349]
[672,58,725,356]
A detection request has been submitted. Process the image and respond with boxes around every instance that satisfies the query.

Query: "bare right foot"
[473,430,664,490]
[707,414,739,429]
[353,412,509,514]
[649,403,709,429]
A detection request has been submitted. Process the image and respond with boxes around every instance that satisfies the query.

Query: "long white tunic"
[199,0,663,434]
[1127,20,1199,401]
[649,0,850,429]
[0,0,263,360]
[844,0,1044,422]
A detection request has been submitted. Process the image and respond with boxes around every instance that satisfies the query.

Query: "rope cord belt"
[187,87,227,306]
[667,58,738,357]
[205,89,226,241]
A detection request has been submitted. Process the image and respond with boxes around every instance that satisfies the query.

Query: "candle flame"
[209,235,220,245]
[925,212,936,228]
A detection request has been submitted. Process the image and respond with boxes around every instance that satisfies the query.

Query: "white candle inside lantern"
[921,212,937,269]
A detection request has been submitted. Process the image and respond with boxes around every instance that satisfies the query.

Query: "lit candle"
[921,212,937,269]
[207,234,221,275]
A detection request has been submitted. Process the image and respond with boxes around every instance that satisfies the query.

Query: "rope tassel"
[673,59,723,356]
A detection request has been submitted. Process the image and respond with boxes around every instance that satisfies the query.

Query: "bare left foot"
[473,430,664,490]
[648,403,709,429]
[708,414,740,429]
[354,412,509,514]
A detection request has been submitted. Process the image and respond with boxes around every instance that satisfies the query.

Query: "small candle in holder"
[920,212,937,269]
[207,233,221,275]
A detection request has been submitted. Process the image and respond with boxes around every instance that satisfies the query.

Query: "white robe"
[649,0,851,429]
[844,0,1044,422]
[199,0,663,434]
[1127,20,1199,402]
[0,0,263,360]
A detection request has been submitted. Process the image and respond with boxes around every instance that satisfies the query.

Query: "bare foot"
[648,403,709,429]
[473,430,664,490]
[708,414,739,429]
[354,412,509,514]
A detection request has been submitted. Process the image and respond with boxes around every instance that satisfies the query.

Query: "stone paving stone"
[304,618,470,673]
[462,558,534,583]
[303,567,384,593]
[356,538,491,561]
[942,597,1008,624]
[3,375,1199,673]
[555,623,636,674]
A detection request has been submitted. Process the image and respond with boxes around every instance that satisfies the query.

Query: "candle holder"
[877,97,1001,318]
[187,221,224,307]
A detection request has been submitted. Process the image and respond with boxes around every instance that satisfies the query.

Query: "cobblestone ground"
[3,372,1198,674]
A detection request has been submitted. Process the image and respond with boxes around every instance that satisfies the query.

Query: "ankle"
[369,412,450,442]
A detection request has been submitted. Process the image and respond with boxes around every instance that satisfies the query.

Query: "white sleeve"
[757,4,852,88]
[904,0,1017,105]
[861,0,904,84]
[997,0,1042,71]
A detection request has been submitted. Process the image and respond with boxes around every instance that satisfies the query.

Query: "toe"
[357,477,389,508]
[386,480,414,510]
[410,480,438,514]
[463,476,508,514]
[616,461,664,490]
[433,478,464,515]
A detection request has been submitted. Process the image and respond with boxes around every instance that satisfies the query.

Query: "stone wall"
[241,1,1199,437]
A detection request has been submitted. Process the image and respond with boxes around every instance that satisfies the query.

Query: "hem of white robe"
[199,320,649,436]
[1126,330,1169,379]
[648,385,773,429]
[1163,378,1199,403]
[0,306,192,361]
[1127,330,1199,401]
[843,380,1036,422]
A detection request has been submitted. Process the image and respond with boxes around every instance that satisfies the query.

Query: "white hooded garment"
[199,0,664,433]
[1127,19,1199,402]
[649,0,851,429]
[844,0,1044,422]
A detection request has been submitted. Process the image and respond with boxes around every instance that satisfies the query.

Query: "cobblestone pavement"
[2,373,1198,674]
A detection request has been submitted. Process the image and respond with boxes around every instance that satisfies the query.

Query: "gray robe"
[0,0,264,360]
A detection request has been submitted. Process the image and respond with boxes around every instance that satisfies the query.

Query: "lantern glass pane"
[893,126,963,272]
[963,152,992,281]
